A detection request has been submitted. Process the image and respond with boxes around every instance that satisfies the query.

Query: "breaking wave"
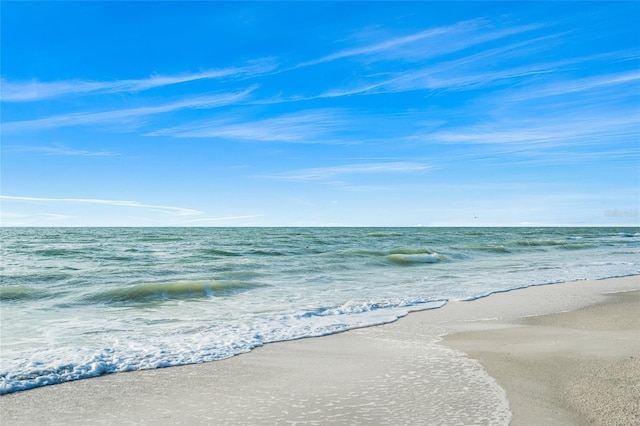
[84,280,263,303]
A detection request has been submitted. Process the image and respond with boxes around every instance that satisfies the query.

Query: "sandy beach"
[1,275,638,425]
[445,284,640,425]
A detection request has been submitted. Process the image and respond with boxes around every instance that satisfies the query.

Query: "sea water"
[1,227,638,395]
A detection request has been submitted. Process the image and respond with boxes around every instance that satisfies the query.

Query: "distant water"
[1,227,638,394]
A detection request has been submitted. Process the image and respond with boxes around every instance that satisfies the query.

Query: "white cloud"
[429,115,639,146]
[295,23,467,67]
[282,33,566,101]
[149,109,350,143]
[0,61,275,102]
[0,212,76,226]
[0,195,203,216]
[1,87,257,133]
[503,70,640,101]
[295,20,542,68]
[270,162,432,181]
[3,143,120,156]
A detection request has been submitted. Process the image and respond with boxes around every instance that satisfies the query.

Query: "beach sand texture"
[1,275,638,425]
[445,289,640,426]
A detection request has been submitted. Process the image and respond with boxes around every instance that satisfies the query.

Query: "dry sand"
[444,288,640,426]
[1,275,638,425]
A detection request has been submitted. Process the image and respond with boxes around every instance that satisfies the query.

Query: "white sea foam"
[0,299,447,394]
[386,252,441,264]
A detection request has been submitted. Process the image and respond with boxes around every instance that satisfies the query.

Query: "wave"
[513,239,566,247]
[512,239,593,250]
[199,248,241,257]
[459,245,510,254]
[618,232,640,238]
[0,286,52,301]
[319,247,442,265]
[389,248,436,255]
[332,249,385,257]
[34,248,86,257]
[214,271,263,281]
[0,296,450,396]
[2,271,73,284]
[137,237,184,242]
[366,232,404,238]
[386,253,441,265]
[482,246,510,253]
[199,248,287,257]
[558,243,592,250]
[462,272,640,303]
[249,249,286,256]
[84,280,263,304]
[310,298,447,317]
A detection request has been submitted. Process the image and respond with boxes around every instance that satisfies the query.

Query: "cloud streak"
[1,61,275,102]
[149,109,351,143]
[503,70,640,101]
[427,115,639,147]
[3,143,120,156]
[1,87,257,133]
[295,20,542,68]
[295,22,471,67]
[0,195,203,216]
[269,162,432,182]
[269,32,570,103]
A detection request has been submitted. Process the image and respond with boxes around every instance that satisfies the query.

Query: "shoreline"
[1,275,639,425]
[443,287,640,425]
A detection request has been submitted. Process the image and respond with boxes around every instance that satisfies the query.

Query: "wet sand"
[1,275,638,425]
[444,288,640,425]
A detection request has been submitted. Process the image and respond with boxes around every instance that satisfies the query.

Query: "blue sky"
[1,1,639,226]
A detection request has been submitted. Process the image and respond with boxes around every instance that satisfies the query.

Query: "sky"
[1,1,639,227]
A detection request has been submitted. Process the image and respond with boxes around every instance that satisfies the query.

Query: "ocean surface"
[1,227,638,395]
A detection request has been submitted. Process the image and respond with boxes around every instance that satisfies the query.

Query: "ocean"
[1,227,638,395]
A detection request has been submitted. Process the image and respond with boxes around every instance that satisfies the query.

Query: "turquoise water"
[1,227,638,394]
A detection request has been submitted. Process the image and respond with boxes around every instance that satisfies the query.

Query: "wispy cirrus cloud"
[320,48,638,107]
[1,86,257,133]
[148,109,351,143]
[235,22,550,105]
[0,61,275,102]
[0,195,203,216]
[268,161,432,182]
[341,34,567,96]
[3,143,120,156]
[0,212,76,226]
[503,70,640,101]
[296,19,542,68]
[277,33,567,102]
[427,114,639,147]
[295,22,472,67]
[367,22,547,65]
